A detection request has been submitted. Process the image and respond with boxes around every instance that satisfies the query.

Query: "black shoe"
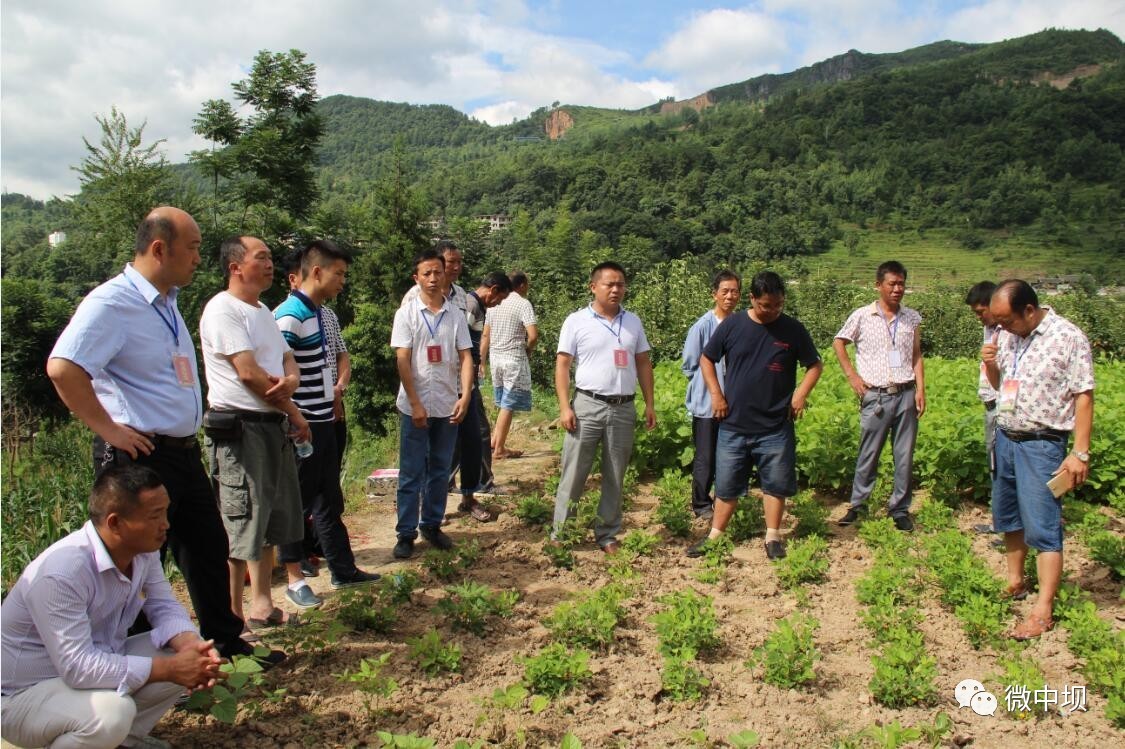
[686,538,711,558]
[765,540,787,560]
[255,648,288,671]
[893,514,914,532]
[421,527,455,550]
[393,537,415,559]
[331,569,381,589]
[299,559,318,578]
[838,506,867,526]
[695,507,714,521]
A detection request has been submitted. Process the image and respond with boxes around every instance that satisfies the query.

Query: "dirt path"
[159,413,1124,748]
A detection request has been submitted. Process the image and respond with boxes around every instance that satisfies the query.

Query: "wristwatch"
[1071,450,1089,463]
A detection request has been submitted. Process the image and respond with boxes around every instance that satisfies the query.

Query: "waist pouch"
[203,410,243,441]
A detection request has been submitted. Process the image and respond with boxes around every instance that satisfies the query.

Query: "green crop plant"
[751,613,820,689]
[774,535,830,589]
[727,730,760,748]
[861,596,922,640]
[727,498,766,542]
[695,533,734,583]
[789,491,829,538]
[543,539,576,569]
[336,653,398,717]
[380,569,421,604]
[545,584,628,650]
[869,629,937,708]
[422,539,482,581]
[407,629,462,675]
[376,733,436,748]
[953,593,1008,649]
[652,589,721,656]
[653,469,694,537]
[184,647,282,723]
[336,586,397,633]
[661,646,709,701]
[435,581,518,635]
[520,643,593,697]
[621,529,661,555]
[914,499,955,532]
[995,654,1047,720]
[514,495,554,526]
[607,550,640,581]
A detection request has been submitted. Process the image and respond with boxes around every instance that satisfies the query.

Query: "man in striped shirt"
[274,240,379,590]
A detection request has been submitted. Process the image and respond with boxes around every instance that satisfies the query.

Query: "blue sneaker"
[285,584,323,609]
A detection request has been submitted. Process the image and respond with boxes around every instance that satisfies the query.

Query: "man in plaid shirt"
[482,271,539,460]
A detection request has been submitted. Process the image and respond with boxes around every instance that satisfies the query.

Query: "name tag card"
[426,345,443,363]
[998,379,1019,413]
[888,350,903,368]
[323,370,334,400]
[172,354,195,387]
[613,349,629,368]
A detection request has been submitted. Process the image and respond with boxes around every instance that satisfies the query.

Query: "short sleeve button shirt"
[835,302,921,387]
[486,292,538,358]
[391,297,472,417]
[995,309,1095,432]
[558,306,650,397]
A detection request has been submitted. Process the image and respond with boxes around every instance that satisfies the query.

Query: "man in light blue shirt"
[48,207,276,665]
[682,270,741,520]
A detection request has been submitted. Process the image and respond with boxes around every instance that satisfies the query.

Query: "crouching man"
[1,464,223,749]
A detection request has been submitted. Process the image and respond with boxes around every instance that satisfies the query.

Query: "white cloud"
[646,9,789,93]
[942,0,1125,42]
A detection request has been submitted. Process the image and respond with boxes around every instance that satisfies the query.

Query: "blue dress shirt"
[682,310,726,419]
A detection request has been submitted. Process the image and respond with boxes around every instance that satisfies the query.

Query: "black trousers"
[449,386,492,495]
[278,421,357,580]
[690,416,720,515]
[94,438,248,658]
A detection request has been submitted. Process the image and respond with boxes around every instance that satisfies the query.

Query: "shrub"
[435,581,518,635]
[514,495,554,526]
[774,535,830,589]
[545,584,628,650]
[520,643,593,697]
[652,589,721,656]
[751,614,820,689]
[653,470,693,537]
[661,646,709,701]
[407,630,462,675]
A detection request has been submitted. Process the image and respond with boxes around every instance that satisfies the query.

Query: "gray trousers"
[553,391,636,547]
[984,404,997,469]
[849,387,918,515]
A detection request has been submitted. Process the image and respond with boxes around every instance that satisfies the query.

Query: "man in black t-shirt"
[694,271,823,560]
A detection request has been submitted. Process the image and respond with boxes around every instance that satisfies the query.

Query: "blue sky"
[2,0,1123,198]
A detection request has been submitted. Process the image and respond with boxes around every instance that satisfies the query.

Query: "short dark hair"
[284,248,304,276]
[135,212,176,256]
[434,239,459,256]
[711,269,741,292]
[301,239,352,275]
[413,247,445,273]
[219,236,249,282]
[876,261,908,282]
[509,271,529,289]
[89,464,164,524]
[590,261,626,283]
[480,271,513,293]
[965,281,997,307]
[996,279,1039,311]
[750,271,785,298]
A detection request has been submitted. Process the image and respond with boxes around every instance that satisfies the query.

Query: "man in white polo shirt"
[553,261,656,554]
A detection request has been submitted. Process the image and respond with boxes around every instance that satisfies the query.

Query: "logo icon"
[954,678,996,717]
[971,691,998,716]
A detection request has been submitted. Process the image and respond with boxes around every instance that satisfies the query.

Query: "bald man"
[48,207,283,667]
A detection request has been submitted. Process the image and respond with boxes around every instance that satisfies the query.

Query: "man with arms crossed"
[982,279,1094,639]
[47,206,268,664]
[200,236,320,625]
[694,271,822,560]
[834,260,926,531]
[274,240,380,589]
[682,270,742,521]
[2,465,223,749]
[553,262,656,554]
[482,271,539,462]
[391,248,474,559]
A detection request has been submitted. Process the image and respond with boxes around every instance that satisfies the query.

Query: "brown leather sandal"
[458,500,494,523]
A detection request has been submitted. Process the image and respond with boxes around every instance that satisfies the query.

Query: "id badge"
[323,370,334,400]
[998,379,1019,413]
[426,344,443,364]
[172,354,195,387]
[888,350,903,368]
[613,349,628,368]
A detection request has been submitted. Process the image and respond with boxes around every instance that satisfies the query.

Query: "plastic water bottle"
[294,439,314,459]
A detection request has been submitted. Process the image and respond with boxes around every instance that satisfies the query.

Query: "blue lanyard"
[590,305,624,344]
[126,276,180,345]
[1011,336,1033,378]
[879,303,899,345]
[421,308,447,340]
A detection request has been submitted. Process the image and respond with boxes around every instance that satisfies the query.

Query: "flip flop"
[458,500,495,523]
[248,607,301,629]
[239,626,262,644]
[1003,578,1033,601]
[1011,615,1054,641]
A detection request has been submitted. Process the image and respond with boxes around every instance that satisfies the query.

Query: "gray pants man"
[553,392,635,547]
[850,386,918,516]
[984,402,997,465]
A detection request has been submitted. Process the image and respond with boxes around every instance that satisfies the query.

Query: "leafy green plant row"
[545,583,630,650]
[651,589,721,702]
[1054,584,1125,727]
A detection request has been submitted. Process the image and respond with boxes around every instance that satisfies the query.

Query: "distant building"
[475,214,512,233]
[47,230,66,248]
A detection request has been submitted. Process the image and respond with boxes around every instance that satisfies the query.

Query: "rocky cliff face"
[545,109,575,140]
[659,92,715,116]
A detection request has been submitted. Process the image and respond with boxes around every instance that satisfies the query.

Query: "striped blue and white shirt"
[274,291,334,422]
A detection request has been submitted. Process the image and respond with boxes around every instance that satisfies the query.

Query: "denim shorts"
[714,421,797,499]
[494,386,532,412]
[992,429,1066,552]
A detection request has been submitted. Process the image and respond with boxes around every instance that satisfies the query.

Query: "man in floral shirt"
[982,279,1094,640]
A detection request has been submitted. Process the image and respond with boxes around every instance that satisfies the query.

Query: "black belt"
[984,401,997,412]
[218,409,286,423]
[576,388,634,405]
[868,382,915,394]
[1000,428,1068,443]
[151,434,198,450]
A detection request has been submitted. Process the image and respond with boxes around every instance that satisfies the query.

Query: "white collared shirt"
[557,305,651,396]
[390,296,472,417]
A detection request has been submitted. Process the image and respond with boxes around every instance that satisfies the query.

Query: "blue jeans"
[992,429,1066,552]
[714,421,797,499]
[396,412,458,540]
